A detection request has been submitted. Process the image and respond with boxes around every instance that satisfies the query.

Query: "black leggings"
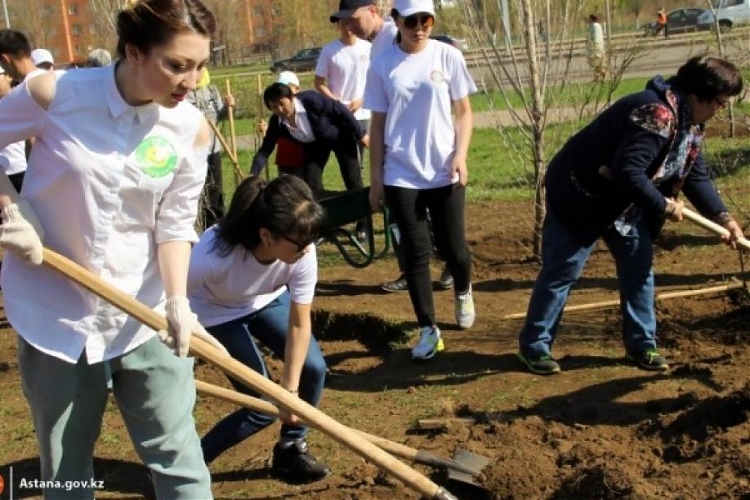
[385,184,472,327]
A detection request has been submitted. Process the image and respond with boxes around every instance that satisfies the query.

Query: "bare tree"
[459,0,643,257]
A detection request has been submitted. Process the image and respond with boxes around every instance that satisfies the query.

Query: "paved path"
[235,106,583,151]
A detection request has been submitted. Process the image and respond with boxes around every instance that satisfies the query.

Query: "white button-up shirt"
[281,98,315,143]
[0,66,207,364]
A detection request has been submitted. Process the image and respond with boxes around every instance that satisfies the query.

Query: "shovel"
[39,248,459,500]
[194,379,490,485]
[682,207,750,251]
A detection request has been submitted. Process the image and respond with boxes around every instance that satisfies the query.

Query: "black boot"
[272,440,331,484]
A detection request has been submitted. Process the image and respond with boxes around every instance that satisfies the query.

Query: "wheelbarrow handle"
[682,208,750,252]
[194,380,483,477]
[39,247,457,500]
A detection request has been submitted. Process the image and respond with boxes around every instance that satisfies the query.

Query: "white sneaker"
[455,285,475,329]
[411,326,444,360]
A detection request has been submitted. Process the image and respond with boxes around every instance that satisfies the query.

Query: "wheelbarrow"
[317,186,391,268]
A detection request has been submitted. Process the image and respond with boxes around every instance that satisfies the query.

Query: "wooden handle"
[194,380,481,477]
[225,79,237,161]
[40,248,454,500]
[207,120,243,182]
[682,207,750,251]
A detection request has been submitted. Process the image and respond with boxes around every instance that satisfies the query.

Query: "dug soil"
[2,198,750,500]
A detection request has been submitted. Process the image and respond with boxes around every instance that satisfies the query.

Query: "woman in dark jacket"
[517,56,745,375]
[250,82,369,197]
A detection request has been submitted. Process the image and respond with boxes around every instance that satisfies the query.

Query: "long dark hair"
[116,0,216,58]
[213,175,326,257]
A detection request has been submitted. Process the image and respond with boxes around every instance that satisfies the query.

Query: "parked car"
[644,8,707,35]
[270,47,322,73]
[697,0,750,32]
[430,34,469,51]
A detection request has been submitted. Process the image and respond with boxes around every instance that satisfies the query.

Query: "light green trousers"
[18,335,212,500]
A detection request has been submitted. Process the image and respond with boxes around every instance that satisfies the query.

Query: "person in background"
[258,71,307,183]
[190,175,331,483]
[0,1,217,498]
[251,82,368,198]
[0,29,42,82]
[365,0,477,360]
[315,18,371,169]
[87,48,112,67]
[30,48,54,71]
[655,7,668,38]
[187,66,234,228]
[586,14,606,81]
[517,56,744,376]
[332,0,397,59]
[0,66,26,192]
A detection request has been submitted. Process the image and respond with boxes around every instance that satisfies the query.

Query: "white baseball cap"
[275,71,300,87]
[31,48,54,67]
[394,0,436,17]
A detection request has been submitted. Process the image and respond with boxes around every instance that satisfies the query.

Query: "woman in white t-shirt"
[189,175,331,484]
[0,1,215,498]
[364,0,477,361]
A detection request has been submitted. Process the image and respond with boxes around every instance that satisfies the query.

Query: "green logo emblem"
[134,136,178,178]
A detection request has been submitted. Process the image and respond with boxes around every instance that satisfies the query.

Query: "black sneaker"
[517,351,561,375]
[435,266,454,290]
[272,440,331,484]
[381,274,408,293]
[626,348,669,371]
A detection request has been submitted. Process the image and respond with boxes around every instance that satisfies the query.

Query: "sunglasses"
[403,14,435,30]
[280,234,312,253]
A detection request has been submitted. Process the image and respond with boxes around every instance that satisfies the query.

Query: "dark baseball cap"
[330,0,374,23]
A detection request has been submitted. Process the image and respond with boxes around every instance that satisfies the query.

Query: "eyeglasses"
[280,234,312,253]
[402,14,435,30]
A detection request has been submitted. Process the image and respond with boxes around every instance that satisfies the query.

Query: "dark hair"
[263,82,294,109]
[589,14,599,22]
[675,56,743,101]
[0,30,31,58]
[116,0,216,58]
[213,175,325,256]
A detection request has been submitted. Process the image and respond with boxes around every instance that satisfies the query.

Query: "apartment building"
[1,0,111,65]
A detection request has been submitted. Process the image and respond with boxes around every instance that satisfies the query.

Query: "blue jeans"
[518,209,657,358]
[200,292,327,464]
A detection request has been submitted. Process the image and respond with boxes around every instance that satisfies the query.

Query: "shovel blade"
[445,448,490,488]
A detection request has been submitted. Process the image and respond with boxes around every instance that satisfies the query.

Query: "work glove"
[0,200,44,265]
[158,295,229,357]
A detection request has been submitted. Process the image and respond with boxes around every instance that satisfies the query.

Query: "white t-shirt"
[0,66,207,364]
[364,39,477,189]
[188,226,318,327]
[0,140,27,175]
[315,38,372,121]
[370,18,398,59]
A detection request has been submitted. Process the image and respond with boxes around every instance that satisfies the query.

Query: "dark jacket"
[546,76,727,245]
[251,90,364,175]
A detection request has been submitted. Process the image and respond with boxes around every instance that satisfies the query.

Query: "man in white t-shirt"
[315,20,371,170]
[330,0,398,59]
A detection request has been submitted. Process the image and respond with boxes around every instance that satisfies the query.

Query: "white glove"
[159,296,200,357]
[0,200,45,265]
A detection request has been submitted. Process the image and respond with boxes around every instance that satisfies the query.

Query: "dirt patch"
[2,198,750,500]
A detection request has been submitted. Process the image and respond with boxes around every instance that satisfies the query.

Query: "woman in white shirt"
[364,0,476,361]
[0,1,215,498]
[189,175,331,484]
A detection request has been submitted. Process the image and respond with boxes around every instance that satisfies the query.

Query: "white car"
[698,0,750,32]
